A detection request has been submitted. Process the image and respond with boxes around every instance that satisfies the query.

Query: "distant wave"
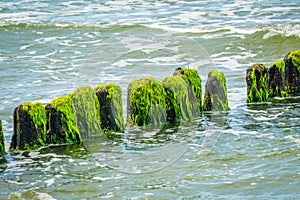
[0,21,147,34]
[147,23,300,39]
[231,24,300,39]
[260,24,300,39]
[0,21,107,29]
[1,20,299,39]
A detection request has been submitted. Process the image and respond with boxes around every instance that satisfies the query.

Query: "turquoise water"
[0,0,300,199]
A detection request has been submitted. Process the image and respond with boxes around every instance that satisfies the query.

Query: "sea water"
[0,0,299,199]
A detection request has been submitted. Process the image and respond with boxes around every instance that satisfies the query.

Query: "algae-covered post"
[163,76,192,122]
[248,50,300,101]
[203,70,229,111]
[267,60,287,98]
[95,83,124,133]
[0,120,5,155]
[246,64,268,103]
[173,67,202,115]
[284,50,300,95]
[46,95,81,144]
[127,77,167,127]
[10,102,47,151]
[72,86,103,138]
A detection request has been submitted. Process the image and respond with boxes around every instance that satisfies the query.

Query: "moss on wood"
[0,120,5,155]
[127,77,167,127]
[203,70,229,111]
[10,102,46,151]
[267,60,287,98]
[173,67,202,114]
[246,64,268,103]
[95,83,124,133]
[46,95,81,144]
[72,86,103,138]
[163,76,192,122]
[284,50,300,95]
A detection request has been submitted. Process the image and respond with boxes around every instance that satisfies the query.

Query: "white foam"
[92,177,112,181]
[254,112,283,121]
[147,23,226,34]
[263,24,300,39]
[36,192,57,200]
[44,178,55,186]
[20,44,32,50]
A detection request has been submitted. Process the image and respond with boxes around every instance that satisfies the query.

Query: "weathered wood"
[46,95,81,144]
[163,75,192,122]
[203,70,229,111]
[246,64,268,103]
[127,77,167,127]
[95,84,124,132]
[173,67,202,114]
[0,120,5,155]
[72,86,103,138]
[10,102,46,151]
[284,50,300,95]
[267,60,287,98]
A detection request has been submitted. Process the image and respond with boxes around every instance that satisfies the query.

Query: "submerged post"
[10,102,47,151]
[0,120,5,155]
[203,70,229,111]
[127,77,167,127]
[246,64,268,103]
[162,67,202,123]
[267,60,287,98]
[72,86,103,138]
[95,83,124,133]
[163,75,192,122]
[284,50,300,95]
[173,67,202,115]
[46,95,81,144]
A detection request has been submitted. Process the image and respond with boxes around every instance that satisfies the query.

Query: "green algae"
[95,83,120,99]
[246,64,268,103]
[0,120,5,155]
[163,84,180,124]
[47,95,81,144]
[287,50,300,72]
[72,86,103,138]
[127,77,167,127]
[10,102,47,151]
[274,60,285,73]
[95,83,124,133]
[174,68,202,114]
[163,76,192,122]
[285,50,300,95]
[22,102,47,145]
[267,60,287,98]
[203,70,229,111]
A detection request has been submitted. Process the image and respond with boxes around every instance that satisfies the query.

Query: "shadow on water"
[0,156,7,173]
[38,143,89,158]
[79,122,188,174]
[5,97,299,175]
[2,110,232,175]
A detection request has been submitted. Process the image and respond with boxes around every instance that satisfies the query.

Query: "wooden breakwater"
[1,67,228,152]
[1,49,299,153]
[246,50,300,103]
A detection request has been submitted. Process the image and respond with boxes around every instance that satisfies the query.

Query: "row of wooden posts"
[0,50,299,155]
[246,50,300,103]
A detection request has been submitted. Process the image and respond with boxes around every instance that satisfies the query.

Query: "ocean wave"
[0,20,145,30]
[1,20,299,40]
[232,24,300,39]
[261,24,300,39]
[146,24,230,35]
[0,21,100,29]
[148,24,300,39]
